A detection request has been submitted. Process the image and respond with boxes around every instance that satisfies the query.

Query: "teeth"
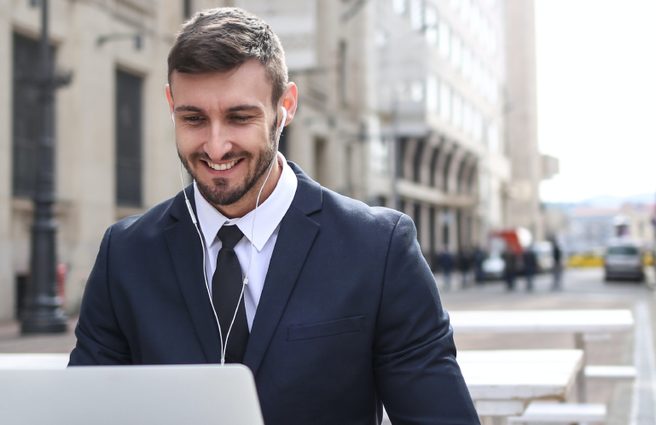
[206,159,238,171]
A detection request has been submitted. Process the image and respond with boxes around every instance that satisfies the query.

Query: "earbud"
[278,107,287,138]
[171,113,176,128]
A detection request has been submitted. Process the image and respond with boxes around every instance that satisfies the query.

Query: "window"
[424,5,438,45]
[440,83,451,122]
[439,21,451,58]
[409,0,424,30]
[452,92,463,129]
[451,34,462,70]
[392,0,407,15]
[115,69,143,207]
[410,80,424,103]
[12,33,55,198]
[426,75,439,114]
[313,136,328,184]
[183,0,193,19]
[338,40,348,106]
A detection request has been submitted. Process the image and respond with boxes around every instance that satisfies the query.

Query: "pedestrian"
[472,245,486,284]
[552,239,563,290]
[458,248,472,288]
[438,249,455,290]
[503,247,518,291]
[68,7,479,424]
[522,246,538,291]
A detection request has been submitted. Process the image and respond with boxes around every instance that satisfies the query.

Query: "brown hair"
[167,7,288,106]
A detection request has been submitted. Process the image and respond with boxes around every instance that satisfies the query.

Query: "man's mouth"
[203,158,240,171]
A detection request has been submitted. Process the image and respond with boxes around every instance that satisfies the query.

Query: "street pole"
[21,0,68,334]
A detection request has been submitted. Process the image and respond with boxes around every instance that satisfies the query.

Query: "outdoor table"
[458,349,583,419]
[449,309,634,401]
[0,353,69,368]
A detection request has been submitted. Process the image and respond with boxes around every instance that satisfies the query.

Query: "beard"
[178,116,278,207]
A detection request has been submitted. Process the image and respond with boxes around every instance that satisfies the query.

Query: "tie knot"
[218,225,243,250]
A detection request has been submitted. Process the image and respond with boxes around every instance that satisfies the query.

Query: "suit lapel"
[163,187,221,363]
[244,164,322,375]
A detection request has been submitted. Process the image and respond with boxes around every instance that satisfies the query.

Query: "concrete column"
[434,139,454,191]
[419,202,431,257]
[0,3,13,320]
[402,138,418,181]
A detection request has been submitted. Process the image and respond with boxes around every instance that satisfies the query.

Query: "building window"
[424,5,438,45]
[115,69,143,207]
[439,20,451,58]
[440,82,452,122]
[183,0,193,19]
[313,136,328,185]
[451,33,462,70]
[338,40,348,106]
[12,33,55,198]
[410,80,424,103]
[392,0,407,15]
[426,75,439,114]
[409,0,424,30]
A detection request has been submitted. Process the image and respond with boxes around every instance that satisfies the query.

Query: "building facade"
[374,0,510,264]
[0,0,537,321]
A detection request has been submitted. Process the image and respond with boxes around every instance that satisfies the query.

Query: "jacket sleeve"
[374,214,479,424]
[68,226,132,365]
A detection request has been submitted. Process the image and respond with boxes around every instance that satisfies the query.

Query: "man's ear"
[279,82,298,126]
[165,84,174,114]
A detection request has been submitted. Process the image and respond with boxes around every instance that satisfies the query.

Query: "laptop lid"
[0,364,264,425]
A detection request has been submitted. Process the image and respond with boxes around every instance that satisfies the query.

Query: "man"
[69,7,479,424]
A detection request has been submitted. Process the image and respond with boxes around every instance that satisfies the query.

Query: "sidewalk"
[0,317,78,354]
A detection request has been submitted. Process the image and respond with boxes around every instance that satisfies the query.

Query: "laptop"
[0,364,264,425]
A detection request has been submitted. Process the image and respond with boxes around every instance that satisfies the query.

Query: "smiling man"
[69,7,479,425]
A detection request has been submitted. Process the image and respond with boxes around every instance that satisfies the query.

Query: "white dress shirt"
[193,153,298,330]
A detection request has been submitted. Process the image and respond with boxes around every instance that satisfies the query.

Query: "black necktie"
[212,225,249,363]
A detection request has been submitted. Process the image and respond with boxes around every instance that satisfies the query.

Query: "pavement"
[0,317,78,354]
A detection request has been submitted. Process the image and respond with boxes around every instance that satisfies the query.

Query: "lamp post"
[21,0,69,334]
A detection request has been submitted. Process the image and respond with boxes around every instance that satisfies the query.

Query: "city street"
[1,267,655,424]
[441,267,656,425]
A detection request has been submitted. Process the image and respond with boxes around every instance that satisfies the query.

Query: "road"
[440,267,656,425]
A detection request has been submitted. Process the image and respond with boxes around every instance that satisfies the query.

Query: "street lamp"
[21,0,70,334]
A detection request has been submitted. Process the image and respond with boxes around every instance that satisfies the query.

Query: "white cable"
[179,167,226,363]
[179,107,287,365]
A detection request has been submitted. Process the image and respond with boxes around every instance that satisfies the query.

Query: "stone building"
[0,0,539,321]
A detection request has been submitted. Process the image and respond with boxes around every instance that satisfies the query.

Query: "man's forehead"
[169,64,274,108]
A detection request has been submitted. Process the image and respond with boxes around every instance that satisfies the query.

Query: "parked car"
[603,241,645,282]
[479,253,505,281]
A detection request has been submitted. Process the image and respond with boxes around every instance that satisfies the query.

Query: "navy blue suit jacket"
[70,163,479,424]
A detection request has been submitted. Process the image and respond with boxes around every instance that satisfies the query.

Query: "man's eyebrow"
[172,104,264,114]
[173,105,203,113]
[226,104,264,114]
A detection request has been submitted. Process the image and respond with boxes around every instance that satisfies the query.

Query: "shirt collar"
[193,153,298,251]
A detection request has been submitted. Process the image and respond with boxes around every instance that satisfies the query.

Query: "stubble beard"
[178,118,278,208]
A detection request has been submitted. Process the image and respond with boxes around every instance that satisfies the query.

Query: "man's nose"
[204,121,233,161]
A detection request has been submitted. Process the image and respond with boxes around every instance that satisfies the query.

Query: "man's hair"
[167,7,288,106]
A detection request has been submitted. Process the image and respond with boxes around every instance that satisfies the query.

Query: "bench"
[584,365,636,381]
[508,401,606,424]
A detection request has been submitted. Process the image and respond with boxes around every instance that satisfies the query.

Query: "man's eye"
[183,116,205,125]
[230,115,252,123]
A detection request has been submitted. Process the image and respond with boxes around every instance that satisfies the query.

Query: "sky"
[534,0,656,203]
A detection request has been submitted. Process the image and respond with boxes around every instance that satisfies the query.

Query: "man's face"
[167,61,283,217]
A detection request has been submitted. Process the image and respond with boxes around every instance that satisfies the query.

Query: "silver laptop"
[0,364,264,425]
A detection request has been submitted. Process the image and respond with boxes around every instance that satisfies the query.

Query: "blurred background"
[1,0,655,321]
